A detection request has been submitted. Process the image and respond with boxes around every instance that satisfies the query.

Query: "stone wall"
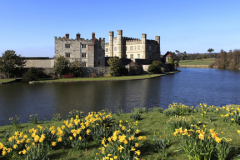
[24,59,54,68]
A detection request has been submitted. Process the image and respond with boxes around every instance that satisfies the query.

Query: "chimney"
[65,33,69,39]
[76,33,81,40]
[92,32,95,43]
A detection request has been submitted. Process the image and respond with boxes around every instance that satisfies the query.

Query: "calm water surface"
[0,68,240,126]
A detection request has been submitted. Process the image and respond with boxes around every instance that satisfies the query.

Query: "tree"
[69,60,85,77]
[147,60,162,73]
[168,57,174,71]
[107,57,122,76]
[208,48,214,53]
[22,67,42,82]
[0,50,26,78]
[53,56,69,76]
[174,60,179,70]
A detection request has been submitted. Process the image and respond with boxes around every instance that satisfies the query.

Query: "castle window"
[82,53,86,58]
[65,44,70,48]
[82,44,86,48]
[98,61,101,65]
[98,54,103,58]
[138,46,140,50]
[106,48,108,52]
[130,54,133,59]
[149,46,151,50]
[138,54,140,59]
[130,46,133,50]
[114,47,117,51]
[65,53,70,58]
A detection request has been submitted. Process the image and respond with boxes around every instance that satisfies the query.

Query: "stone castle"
[21,30,163,76]
[54,30,160,67]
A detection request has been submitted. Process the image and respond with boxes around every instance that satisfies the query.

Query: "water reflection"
[1,68,240,126]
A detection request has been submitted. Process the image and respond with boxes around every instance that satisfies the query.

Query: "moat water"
[1,68,240,126]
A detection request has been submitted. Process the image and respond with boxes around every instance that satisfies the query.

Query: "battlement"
[123,37,141,40]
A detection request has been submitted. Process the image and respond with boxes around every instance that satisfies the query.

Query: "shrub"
[22,67,42,82]
[69,60,84,77]
[129,62,143,75]
[147,60,162,73]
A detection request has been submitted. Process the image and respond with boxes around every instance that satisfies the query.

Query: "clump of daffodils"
[174,125,231,160]
[163,102,193,116]
[95,120,146,160]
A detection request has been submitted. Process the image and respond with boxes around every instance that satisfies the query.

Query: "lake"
[1,68,240,126]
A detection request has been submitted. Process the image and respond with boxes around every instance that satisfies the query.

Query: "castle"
[54,30,161,67]
[20,30,162,76]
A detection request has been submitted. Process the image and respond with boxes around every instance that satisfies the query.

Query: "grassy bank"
[179,58,215,65]
[32,72,179,83]
[0,79,15,83]
[1,103,240,159]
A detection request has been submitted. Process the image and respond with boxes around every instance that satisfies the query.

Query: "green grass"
[179,58,215,65]
[35,73,177,83]
[0,79,15,83]
[1,104,240,160]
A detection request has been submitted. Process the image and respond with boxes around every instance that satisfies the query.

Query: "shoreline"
[29,71,181,84]
[179,65,209,68]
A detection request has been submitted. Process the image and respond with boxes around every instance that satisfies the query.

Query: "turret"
[109,31,114,57]
[141,34,146,59]
[117,30,123,58]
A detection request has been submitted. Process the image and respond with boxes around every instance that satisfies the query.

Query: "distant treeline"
[210,49,240,70]
[168,51,217,60]
[167,49,240,70]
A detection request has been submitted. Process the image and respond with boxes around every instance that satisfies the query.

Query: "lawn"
[1,103,240,160]
[35,73,178,83]
[0,79,15,83]
[179,58,215,65]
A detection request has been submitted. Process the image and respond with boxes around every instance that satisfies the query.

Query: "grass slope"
[0,79,15,83]
[36,73,170,83]
[179,58,215,65]
[1,104,240,160]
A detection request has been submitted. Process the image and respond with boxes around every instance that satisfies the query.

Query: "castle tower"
[109,31,114,57]
[141,34,146,59]
[117,30,123,58]
[155,36,160,58]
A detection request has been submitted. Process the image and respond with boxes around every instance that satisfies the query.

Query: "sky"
[0,0,240,57]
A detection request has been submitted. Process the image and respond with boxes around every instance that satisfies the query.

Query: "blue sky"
[0,0,239,57]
